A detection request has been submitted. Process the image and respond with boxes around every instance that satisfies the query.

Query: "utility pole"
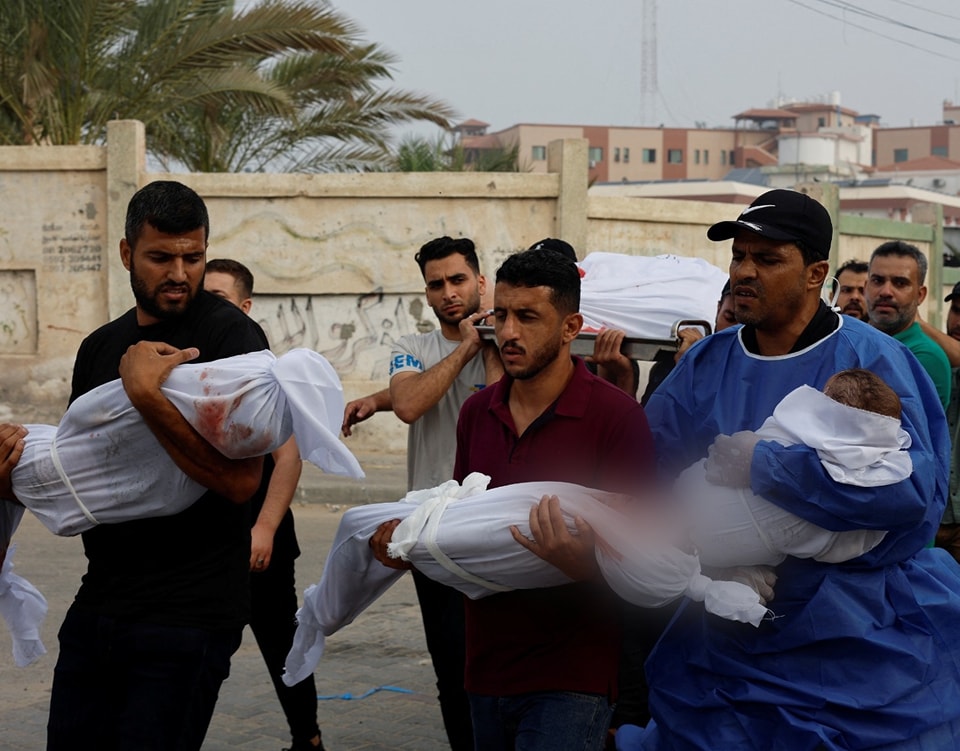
[640,0,658,126]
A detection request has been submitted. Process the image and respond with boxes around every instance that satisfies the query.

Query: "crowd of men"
[2,181,960,750]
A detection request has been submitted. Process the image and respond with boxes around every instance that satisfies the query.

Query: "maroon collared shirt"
[453,357,656,697]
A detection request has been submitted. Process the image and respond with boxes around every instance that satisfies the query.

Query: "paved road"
[0,458,451,751]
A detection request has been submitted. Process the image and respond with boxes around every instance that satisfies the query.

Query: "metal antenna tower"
[640,0,658,126]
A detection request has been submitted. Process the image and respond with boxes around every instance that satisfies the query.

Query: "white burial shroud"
[11,348,364,537]
[2,348,362,667]
[678,385,909,568]
[282,474,769,687]
[577,252,729,337]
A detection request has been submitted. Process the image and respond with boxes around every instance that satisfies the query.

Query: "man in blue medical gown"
[639,189,960,750]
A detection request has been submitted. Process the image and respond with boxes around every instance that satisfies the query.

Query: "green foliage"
[391,132,523,173]
[0,0,455,171]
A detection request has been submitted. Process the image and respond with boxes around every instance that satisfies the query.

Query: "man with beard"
[634,189,960,750]
[45,181,269,750]
[444,247,654,750]
[866,240,951,408]
[832,258,869,320]
[366,236,502,750]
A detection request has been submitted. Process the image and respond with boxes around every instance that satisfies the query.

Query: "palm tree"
[391,132,523,173]
[0,0,454,172]
[151,40,454,172]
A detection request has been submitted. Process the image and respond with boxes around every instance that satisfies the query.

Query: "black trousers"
[48,606,241,751]
[612,601,678,729]
[250,554,321,747]
[412,569,474,751]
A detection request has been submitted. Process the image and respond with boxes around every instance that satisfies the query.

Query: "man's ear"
[918,285,928,305]
[808,260,830,290]
[240,298,253,315]
[120,238,132,271]
[562,312,583,344]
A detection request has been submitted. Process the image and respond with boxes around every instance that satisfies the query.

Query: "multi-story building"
[874,102,960,166]
[456,96,873,183]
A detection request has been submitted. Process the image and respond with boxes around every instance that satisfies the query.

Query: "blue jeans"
[47,605,242,751]
[469,691,614,751]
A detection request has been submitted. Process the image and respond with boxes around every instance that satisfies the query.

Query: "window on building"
[729,150,735,165]
[694,149,700,165]
[668,149,683,164]
[531,145,546,161]
[624,148,630,163]
[614,147,621,163]
[933,146,948,157]
[642,148,655,163]
[818,117,826,127]
[721,150,727,166]
[704,150,709,165]
[588,146,604,164]
[894,148,909,163]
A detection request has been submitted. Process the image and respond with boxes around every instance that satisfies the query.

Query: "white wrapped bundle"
[578,252,729,338]
[283,474,768,686]
[11,348,363,537]
[677,386,905,568]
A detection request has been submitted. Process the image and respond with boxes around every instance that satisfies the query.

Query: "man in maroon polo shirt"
[452,247,655,750]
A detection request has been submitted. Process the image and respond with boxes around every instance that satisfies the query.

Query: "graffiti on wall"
[40,216,103,274]
[256,288,437,379]
[0,270,37,353]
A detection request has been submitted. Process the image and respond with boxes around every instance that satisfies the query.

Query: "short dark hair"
[870,241,928,285]
[206,258,254,299]
[495,247,580,315]
[527,238,577,263]
[823,368,901,420]
[125,181,210,248]
[792,239,822,268]
[831,259,868,293]
[414,236,480,277]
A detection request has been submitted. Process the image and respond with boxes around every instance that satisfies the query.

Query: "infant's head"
[823,368,901,420]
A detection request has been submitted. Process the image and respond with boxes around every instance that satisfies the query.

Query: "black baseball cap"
[707,189,833,261]
[945,281,960,302]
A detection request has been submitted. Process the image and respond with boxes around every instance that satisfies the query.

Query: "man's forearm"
[133,390,263,504]
[918,318,960,367]
[391,341,479,423]
[256,438,302,534]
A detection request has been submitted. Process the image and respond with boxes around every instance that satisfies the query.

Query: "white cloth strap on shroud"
[49,434,99,528]
[282,474,769,687]
[11,348,363,539]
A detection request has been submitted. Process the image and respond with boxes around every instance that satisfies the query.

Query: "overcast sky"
[325,0,960,136]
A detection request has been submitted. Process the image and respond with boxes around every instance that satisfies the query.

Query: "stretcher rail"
[476,320,712,362]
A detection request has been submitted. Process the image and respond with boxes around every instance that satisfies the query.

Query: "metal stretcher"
[476,320,713,361]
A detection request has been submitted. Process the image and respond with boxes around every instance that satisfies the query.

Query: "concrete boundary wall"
[0,121,943,453]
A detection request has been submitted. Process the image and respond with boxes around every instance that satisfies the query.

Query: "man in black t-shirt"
[45,181,269,751]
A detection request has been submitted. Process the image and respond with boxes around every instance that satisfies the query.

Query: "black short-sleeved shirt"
[69,291,269,629]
